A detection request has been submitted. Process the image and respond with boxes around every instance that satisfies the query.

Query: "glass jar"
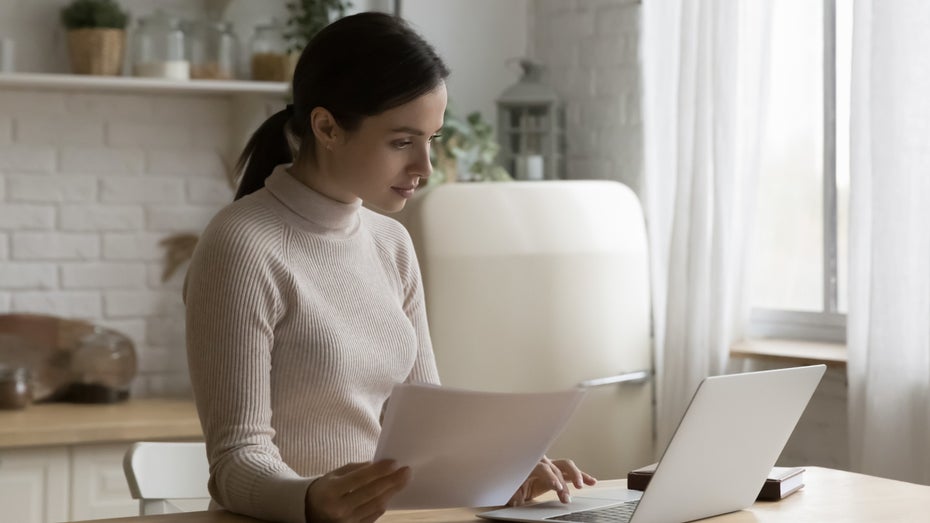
[249,19,291,82]
[0,366,31,410]
[187,20,239,80]
[132,10,190,80]
[63,326,137,404]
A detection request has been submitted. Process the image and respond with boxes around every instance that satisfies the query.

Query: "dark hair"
[234,12,450,200]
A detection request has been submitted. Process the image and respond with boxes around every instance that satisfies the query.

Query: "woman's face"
[326,83,448,213]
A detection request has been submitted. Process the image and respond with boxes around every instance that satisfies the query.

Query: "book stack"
[627,463,805,501]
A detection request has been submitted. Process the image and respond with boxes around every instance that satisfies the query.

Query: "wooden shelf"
[0,72,289,96]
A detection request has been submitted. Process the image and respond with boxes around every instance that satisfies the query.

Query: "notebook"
[478,364,826,523]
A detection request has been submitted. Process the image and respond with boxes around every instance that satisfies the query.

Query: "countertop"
[0,398,202,448]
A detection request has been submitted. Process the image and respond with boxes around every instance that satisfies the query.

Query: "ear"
[309,107,343,149]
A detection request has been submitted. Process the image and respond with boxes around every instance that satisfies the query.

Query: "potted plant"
[430,108,512,184]
[285,0,353,53]
[60,0,128,76]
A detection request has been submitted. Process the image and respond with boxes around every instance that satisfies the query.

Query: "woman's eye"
[392,140,413,149]
[428,133,441,143]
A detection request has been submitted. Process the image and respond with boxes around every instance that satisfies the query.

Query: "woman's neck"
[289,153,360,206]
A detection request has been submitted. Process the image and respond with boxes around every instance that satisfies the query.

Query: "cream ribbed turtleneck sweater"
[184,165,440,523]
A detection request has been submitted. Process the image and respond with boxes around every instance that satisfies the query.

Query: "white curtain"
[641,0,773,448]
[848,0,930,484]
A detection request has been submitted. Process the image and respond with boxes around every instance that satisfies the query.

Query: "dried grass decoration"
[61,0,128,76]
[159,233,200,283]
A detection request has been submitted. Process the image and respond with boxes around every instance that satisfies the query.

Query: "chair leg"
[141,499,182,515]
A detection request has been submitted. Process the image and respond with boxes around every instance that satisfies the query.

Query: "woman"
[185,12,595,523]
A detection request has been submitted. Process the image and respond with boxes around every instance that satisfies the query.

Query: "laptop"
[478,364,826,523]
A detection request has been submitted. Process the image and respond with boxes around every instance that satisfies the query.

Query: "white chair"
[123,441,211,515]
[396,181,654,479]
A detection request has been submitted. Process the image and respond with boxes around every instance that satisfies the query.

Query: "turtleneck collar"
[264,164,362,236]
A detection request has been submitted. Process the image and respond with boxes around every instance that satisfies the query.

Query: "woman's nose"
[411,145,433,179]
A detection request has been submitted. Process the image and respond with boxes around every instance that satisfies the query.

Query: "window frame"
[748,0,846,344]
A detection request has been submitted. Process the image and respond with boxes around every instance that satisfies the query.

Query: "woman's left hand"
[507,457,597,506]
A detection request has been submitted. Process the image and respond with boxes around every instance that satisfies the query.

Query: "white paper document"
[373,383,587,509]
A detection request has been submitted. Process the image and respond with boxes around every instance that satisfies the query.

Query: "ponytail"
[234,109,293,200]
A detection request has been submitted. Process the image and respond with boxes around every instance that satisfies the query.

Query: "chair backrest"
[395,181,654,479]
[123,441,211,515]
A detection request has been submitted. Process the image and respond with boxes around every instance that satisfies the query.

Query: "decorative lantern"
[496,59,565,180]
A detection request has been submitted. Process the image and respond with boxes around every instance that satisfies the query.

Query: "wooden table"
[72,467,930,522]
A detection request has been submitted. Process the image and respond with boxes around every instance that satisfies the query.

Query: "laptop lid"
[478,364,826,523]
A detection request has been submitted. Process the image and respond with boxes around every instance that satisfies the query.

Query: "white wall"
[402,0,530,125]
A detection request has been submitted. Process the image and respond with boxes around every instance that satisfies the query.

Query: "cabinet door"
[0,447,70,523]
[70,443,138,520]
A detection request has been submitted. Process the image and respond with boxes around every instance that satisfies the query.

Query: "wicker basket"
[67,28,125,76]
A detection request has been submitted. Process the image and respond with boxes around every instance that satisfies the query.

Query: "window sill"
[730,338,847,367]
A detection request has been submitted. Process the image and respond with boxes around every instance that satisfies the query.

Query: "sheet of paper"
[373,383,587,509]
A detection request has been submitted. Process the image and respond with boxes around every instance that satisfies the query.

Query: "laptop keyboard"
[545,501,640,523]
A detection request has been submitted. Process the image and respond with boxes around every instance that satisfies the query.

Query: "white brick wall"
[99,177,186,204]
[0,262,57,288]
[12,232,100,260]
[0,87,243,398]
[60,146,145,175]
[8,174,97,203]
[16,119,106,146]
[530,0,642,191]
[0,145,57,173]
[0,204,56,230]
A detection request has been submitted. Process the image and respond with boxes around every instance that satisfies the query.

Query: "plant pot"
[67,28,125,76]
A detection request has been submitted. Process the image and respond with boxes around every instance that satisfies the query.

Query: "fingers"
[331,459,402,493]
[331,461,371,475]
[540,457,571,503]
[352,469,410,521]
[551,459,591,489]
[508,483,530,507]
[307,460,410,523]
[342,466,410,509]
[581,472,598,486]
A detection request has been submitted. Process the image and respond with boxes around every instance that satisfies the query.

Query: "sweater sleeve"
[397,229,441,386]
[184,216,315,523]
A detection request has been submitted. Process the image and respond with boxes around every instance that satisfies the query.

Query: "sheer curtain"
[848,0,930,484]
[641,0,772,448]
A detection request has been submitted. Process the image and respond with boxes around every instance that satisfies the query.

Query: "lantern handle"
[505,57,547,82]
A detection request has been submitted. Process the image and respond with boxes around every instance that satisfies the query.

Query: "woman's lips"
[392,186,416,198]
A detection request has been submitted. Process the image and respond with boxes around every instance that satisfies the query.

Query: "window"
[748,0,851,343]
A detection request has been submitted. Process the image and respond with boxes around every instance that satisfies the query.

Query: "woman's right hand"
[305,460,411,523]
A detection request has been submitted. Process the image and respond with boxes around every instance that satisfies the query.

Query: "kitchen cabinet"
[0,447,69,523]
[0,399,202,522]
[70,443,138,521]
[0,442,203,522]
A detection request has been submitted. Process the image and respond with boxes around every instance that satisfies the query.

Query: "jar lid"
[139,10,182,29]
[0,365,30,380]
